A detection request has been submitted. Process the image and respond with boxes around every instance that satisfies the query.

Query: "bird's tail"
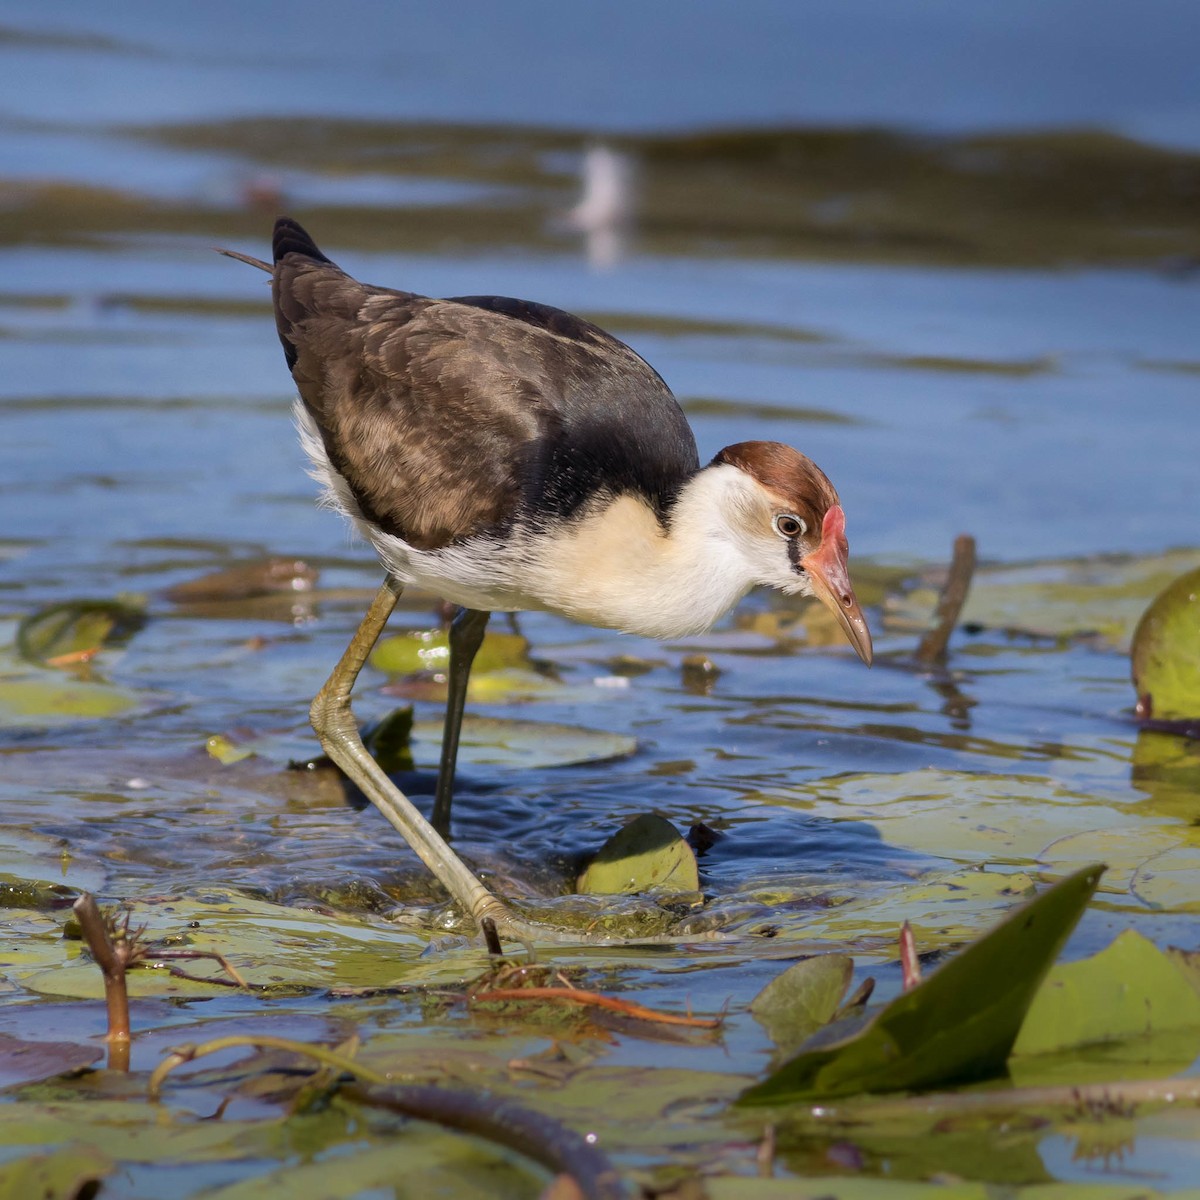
[273,216,332,265]
[215,217,333,275]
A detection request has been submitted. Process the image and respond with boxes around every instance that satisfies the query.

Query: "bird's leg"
[309,577,717,947]
[309,576,511,932]
[431,607,490,837]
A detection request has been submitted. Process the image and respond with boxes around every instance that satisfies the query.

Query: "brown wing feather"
[270,219,699,550]
[275,261,548,549]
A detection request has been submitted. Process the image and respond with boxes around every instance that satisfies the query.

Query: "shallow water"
[2,5,1200,1197]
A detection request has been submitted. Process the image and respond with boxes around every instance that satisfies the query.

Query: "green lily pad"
[1131,564,1200,720]
[18,888,470,996]
[0,1146,112,1200]
[1039,825,1200,912]
[738,864,1102,1104]
[761,768,1130,868]
[411,715,636,770]
[1013,929,1200,1057]
[369,628,531,677]
[193,1138,538,1200]
[577,814,700,895]
[750,954,854,1057]
[16,597,145,666]
[705,1181,993,1200]
[0,676,142,725]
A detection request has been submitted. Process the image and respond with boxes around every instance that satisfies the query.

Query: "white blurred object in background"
[564,143,637,269]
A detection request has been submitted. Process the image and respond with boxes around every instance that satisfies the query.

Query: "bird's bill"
[801,505,874,666]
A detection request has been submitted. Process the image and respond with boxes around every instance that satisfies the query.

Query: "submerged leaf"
[578,814,700,895]
[411,715,636,770]
[738,864,1103,1104]
[750,954,854,1057]
[16,597,145,666]
[1013,929,1200,1057]
[1131,564,1200,720]
[0,1032,102,1087]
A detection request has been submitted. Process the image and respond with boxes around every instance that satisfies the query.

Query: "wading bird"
[225,218,872,944]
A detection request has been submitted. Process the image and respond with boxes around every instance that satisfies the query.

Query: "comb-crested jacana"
[225,217,872,944]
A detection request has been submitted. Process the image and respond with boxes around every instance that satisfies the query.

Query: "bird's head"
[707,441,873,665]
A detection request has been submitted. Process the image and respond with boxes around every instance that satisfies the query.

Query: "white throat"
[521,464,775,638]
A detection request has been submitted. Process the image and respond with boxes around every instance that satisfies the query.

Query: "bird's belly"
[366,526,548,614]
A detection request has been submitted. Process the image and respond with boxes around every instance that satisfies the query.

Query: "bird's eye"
[772,513,807,539]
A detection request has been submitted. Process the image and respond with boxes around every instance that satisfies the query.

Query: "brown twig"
[899,921,921,991]
[472,986,721,1029]
[915,533,977,666]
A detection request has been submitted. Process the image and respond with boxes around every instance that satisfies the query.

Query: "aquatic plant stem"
[72,893,132,1069]
[149,1033,628,1199]
[916,533,977,665]
[148,1034,386,1098]
[342,1081,630,1200]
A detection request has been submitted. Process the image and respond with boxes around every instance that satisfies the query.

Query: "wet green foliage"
[16,597,146,666]
[1131,566,1200,721]
[740,866,1102,1103]
[577,813,700,895]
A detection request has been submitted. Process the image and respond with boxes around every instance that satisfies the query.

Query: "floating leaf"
[1039,825,1200,912]
[1131,564,1200,720]
[1013,929,1200,1057]
[762,767,1127,869]
[738,864,1102,1104]
[577,814,700,895]
[19,888,466,996]
[411,715,636,770]
[369,628,531,677]
[16,598,145,666]
[0,1032,101,1087]
[750,954,854,1058]
[0,1146,111,1200]
[705,1180,993,1200]
[0,677,142,725]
